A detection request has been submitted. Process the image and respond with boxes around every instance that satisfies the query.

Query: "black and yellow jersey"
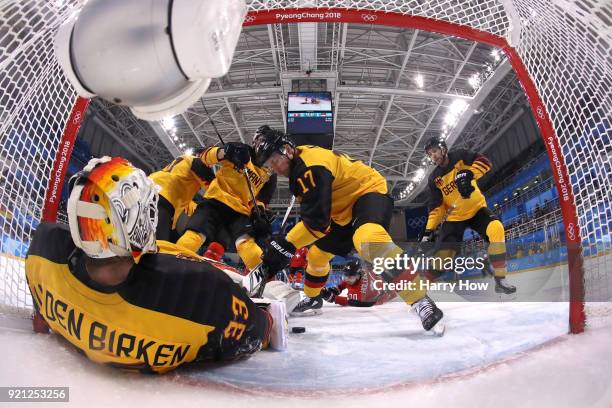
[425,148,491,230]
[285,146,388,247]
[25,223,268,373]
[149,155,215,228]
[200,146,277,215]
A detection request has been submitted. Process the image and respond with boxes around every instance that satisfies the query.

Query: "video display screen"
[287,92,332,112]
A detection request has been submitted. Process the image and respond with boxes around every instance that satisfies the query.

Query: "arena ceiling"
[89,22,529,207]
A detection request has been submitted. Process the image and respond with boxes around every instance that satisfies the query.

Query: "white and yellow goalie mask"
[67,157,160,259]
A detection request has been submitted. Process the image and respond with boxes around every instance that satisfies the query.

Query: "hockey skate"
[412,295,445,335]
[494,276,516,294]
[290,295,323,316]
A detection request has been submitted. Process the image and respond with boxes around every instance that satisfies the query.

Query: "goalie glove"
[455,169,475,199]
[223,142,251,169]
[320,286,341,303]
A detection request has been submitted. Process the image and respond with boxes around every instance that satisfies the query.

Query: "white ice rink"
[1,299,611,408]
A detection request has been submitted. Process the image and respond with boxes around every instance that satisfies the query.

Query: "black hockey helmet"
[424,136,447,154]
[343,259,362,279]
[252,125,294,167]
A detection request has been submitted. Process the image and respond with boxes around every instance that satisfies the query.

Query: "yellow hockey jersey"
[25,223,267,373]
[425,148,491,230]
[149,154,215,227]
[286,146,388,247]
[200,146,276,215]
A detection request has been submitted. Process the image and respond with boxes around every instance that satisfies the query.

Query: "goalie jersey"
[25,223,270,373]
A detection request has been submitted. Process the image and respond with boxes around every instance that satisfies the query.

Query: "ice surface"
[2,254,612,407]
[2,300,611,407]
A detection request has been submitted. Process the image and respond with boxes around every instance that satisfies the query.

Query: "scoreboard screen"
[287,111,333,134]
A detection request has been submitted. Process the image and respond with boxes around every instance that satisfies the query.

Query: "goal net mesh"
[1,0,610,328]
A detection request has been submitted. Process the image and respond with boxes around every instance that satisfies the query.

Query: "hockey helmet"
[424,137,447,154]
[342,259,363,282]
[67,157,160,259]
[252,125,295,167]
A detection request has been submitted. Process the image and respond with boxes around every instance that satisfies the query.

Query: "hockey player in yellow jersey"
[176,141,277,271]
[149,150,215,242]
[25,157,286,374]
[252,126,444,332]
[421,137,516,294]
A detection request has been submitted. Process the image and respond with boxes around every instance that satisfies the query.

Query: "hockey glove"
[417,229,434,257]
[262,236,296,275]
[455,169,475,199]
[320,286,341,303]
[418,229,434,243]
[224,142,251,169]
[250,204,274,238]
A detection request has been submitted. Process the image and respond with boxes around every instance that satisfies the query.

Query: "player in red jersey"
[320,260,396,307]
[288,246,308,286]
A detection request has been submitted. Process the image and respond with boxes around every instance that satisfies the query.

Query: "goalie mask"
[67,157,160,259]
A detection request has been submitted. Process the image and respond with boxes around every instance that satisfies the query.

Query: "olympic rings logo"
[406,216,427,229]
[244,15,256,23]
[361,14,377,22]
[536,106,544,119]
[567,222,576,241]
[73,111,82,124]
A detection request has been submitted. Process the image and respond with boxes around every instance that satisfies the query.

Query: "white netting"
[1,1,83,315]
[510,0,612,306]
[0,0,610,327]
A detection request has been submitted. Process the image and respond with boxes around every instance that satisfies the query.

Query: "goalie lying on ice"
[25,157,285,374]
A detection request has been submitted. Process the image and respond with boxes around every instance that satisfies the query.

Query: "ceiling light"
[413,168,425,183]
[184,148,194,156]
[468,73,481,89]
[161,116,175,131]
[414,74,424,88]
[491,49,501,62]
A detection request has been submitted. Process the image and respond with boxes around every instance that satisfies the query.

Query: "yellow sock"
[303,245,334,298]
[353,223,425,305]
[486,221,508,278]
[176,230,205,252]
[236,237,263,271]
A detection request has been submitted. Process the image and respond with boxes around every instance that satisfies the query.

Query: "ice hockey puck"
[291,326,306,333]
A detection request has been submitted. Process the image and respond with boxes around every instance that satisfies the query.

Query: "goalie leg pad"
[262,281,302,314]
[252,298,288,351]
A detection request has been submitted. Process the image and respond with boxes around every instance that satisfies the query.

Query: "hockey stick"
[280,195,296,233]
[244,196,296,297]
[242,262,269,297]
[201,102,261,217]
[201,102,271,296]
